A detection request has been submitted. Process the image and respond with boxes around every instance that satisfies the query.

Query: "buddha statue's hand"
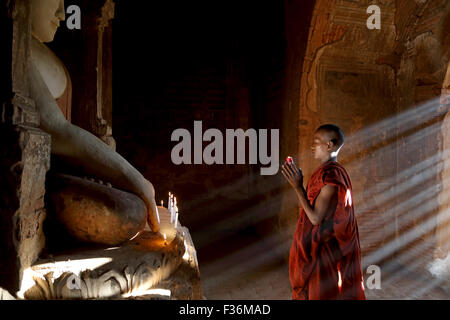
[141,179,161,233]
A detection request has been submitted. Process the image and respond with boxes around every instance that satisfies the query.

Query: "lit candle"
[169,192,173,223]
[171,194,175,223]
[174,205,179,228]
[173,197,177,224]
[155,206,160,224]
[161,200,163,207]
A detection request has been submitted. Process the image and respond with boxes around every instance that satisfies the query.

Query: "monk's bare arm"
[295,184,338,225]
[29,61,160,232]
[281,162,338,225]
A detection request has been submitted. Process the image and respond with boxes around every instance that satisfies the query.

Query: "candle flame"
[338,269,342,290]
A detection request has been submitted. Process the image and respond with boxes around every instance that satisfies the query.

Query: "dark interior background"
[112,0,288,259]
[48,0,315,276]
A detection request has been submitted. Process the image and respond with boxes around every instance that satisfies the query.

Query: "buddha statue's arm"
[29,60,160,233]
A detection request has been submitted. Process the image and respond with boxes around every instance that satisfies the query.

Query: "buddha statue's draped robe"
[55,65,72,122]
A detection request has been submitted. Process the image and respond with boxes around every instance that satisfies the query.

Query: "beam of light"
[345,120,441,163]
[201,231,293,294]
[349,115,445,154]
[376,225,450,276]
[187,106,446,242]
[363,204,450,267]
[376,232,450,288]
[30,257,113,274]
[344,120,446,174]
[344,96,444,149]
[201,228,294,276]
[411,277,448,300]
[187,175,254,209]
[18,257,113,299]
[428,253,450,283]
[105,247,120,251]
[357,176,449,249]
[360,175,448,232]
[349,119,448,180]
[354,148,449,232]
[185,174,285,228]
[371,234,450,299]
[362,195,449,267]
[194,190,297,249]
[199,152,448,296]
[198,94,449,299]
[129,232,140,241]
[355,149,450,214]
[122,288,171,298]
[342,121,448,216]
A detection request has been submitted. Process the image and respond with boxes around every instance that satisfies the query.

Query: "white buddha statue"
[28,0,161,240]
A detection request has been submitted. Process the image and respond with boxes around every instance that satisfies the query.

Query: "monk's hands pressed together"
[281,159,303,192]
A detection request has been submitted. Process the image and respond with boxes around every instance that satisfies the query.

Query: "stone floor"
[197,232,450,300]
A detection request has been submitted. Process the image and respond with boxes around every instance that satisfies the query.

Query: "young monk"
[281,124,366,300]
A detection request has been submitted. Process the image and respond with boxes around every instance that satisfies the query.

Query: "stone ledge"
[17,227,201,300]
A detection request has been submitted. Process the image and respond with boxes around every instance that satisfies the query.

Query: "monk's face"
[31,0,65,43]
[311,130,333,161]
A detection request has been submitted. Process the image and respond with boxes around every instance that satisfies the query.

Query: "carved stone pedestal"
[19,227,202,300]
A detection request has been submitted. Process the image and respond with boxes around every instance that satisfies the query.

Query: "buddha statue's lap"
[30,0,160,248]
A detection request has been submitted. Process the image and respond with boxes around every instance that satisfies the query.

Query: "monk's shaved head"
[316,124,345,150]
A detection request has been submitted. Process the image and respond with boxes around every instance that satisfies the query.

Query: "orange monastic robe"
[289,160,366,300]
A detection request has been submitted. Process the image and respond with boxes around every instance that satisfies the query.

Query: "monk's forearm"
[295,187,320,225]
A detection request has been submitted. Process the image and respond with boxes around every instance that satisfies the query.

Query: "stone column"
[70,0,116,150]
[0,0,51,295]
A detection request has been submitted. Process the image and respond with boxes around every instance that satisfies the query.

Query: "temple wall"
[394,0,449,267]
[438,63,450,257]
[294,0,450,270]
[295,0,397,262]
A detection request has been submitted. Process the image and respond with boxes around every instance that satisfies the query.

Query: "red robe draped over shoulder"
[289,160,366,300]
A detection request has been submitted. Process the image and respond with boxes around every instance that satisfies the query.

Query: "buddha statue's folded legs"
[29,0,160,245]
